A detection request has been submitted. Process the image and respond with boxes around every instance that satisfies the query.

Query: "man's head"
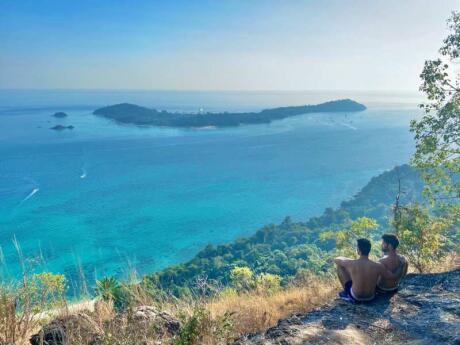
[357,238,371,256]
[381,233,399,253]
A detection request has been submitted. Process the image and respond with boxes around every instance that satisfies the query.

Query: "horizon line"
[0,88,422,94]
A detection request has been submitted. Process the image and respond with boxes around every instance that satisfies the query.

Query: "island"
[50,125,74,131]
[93,99,366,128]
[53,112,68,118]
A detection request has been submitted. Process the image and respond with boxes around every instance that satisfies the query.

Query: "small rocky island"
[50,125,74,131]
[53,112,68,118]
[93,99,366,128]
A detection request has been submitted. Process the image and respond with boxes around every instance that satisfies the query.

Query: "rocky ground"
[236,269,460,345]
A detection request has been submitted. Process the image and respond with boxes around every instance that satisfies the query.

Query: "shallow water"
[0,90,421,286]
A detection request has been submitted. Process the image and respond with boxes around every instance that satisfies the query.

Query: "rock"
[53,112,68,118]
[50,125,74,131]
[238,269,460,345]
[131,305,180,335]
[30,312,103,345]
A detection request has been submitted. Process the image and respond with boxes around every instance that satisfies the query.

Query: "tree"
[31,272,66,310]
[255,273,281,295]
[411,11,460,201]
[229,267,254,291]
[320,217,379,257]
[394,204,451,273]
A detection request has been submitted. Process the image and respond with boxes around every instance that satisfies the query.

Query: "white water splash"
[80,167,87,179]
[339,122,357,130]
[21,188,39,203]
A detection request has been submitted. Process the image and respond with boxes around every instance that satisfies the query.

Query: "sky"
[0,0,458,91]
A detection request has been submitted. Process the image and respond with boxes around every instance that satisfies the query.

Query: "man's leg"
[337,265,351,289]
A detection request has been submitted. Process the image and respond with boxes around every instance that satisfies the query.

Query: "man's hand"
[400,256,409,278]
[379,263,399,280]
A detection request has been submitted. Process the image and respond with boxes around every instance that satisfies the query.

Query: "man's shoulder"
[397,254,408,267]
[372,260,386,271]
[379,255,390,264]
[344,258,362,268]
[356,258,381,268]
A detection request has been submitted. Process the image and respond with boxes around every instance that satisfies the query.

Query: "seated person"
[334,238,399,303]
[377,233,408,293]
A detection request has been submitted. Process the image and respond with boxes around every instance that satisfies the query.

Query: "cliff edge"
[237,269,460,345]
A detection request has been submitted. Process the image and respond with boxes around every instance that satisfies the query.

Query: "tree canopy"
[411,11,460,201]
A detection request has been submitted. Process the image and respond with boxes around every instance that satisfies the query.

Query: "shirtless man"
[334,238,399,302]
[377,233,408,293]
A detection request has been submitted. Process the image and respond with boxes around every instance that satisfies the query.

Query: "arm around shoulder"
[334,256,352,267]
[401,256,409,278]
[379,262,399,280]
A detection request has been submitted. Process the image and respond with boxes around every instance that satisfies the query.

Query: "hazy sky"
[0,0,458,91]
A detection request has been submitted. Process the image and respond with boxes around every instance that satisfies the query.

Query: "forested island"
[93,99,366,128]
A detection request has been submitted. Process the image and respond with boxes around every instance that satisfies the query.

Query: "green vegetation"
[228,267,282,295]
[393,204,453,272]
[93,99,366,128]
[0,272,66,343]
[144,165,425,296]
[176,306,234,345]
[95,276,130,311]
[412,11,460,201]
[320,217,379,258]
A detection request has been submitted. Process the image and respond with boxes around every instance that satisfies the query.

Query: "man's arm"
[400,256,409,278]
[391,262,404,277]
[378,263,400,280]
[334,256,352,267]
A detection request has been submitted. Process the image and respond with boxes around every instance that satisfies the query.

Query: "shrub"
[255,273,281,295]
[0,271,67,344]
[229,267,254,291]
[95,277,129,311]
[31,272,66,310]
[176,305,234,345]
[394,204,452,272]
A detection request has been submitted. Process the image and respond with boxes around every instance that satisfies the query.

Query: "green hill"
[145,165,424,295]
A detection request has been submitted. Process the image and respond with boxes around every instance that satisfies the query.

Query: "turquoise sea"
[0,90,422,287]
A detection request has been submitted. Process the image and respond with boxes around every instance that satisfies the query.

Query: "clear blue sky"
[0,0,457,91]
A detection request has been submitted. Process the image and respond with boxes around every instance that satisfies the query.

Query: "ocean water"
[0,90,422,287]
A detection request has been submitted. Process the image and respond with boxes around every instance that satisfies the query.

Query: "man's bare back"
[378,234,408,291]
[336,256,396,301]
[378,254,407,290]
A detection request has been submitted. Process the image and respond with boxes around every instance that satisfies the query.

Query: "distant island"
[93,99,366,128]
[53,112,68,118]
[50,125,74,131]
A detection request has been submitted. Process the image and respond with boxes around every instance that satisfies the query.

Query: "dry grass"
[3,254,458,345]
[14,274,337,345]
[207,275,339,335]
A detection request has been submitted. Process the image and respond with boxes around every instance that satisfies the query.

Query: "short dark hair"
[357,238,371,256]
[382,233,399,249]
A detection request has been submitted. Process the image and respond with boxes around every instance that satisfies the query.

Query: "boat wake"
[21,188,39,203]
[80,167,87,179]
[339,122,357,130]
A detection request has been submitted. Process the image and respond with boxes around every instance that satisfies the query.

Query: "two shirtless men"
[335,234,408,302]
